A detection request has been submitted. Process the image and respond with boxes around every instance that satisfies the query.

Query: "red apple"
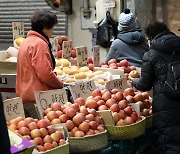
[37,119,48,128]
[27,122,38,131]
[118,110,127,119]
[116,119,126,126]
[47,111,58,121]
[44,143,53,150]
[58,50,62,58]
[92,89,102,97]
[86,100,98,109]
[51,133,60,142]
[66,108,76,118]
[19,127,30,136]
[88,56,93,64]
[71,49,76,58]
[89,63,94,71]
[124,106,133,115]
[66,120,75,131]
[102,91,111,101]
[30,129,41,139]
[73,114,84,126]
[133,93,144,102]
[119,59,129,67]
[75,131,85,137]
[74,97,85,106]
[51,102,61,111]
[39,128,48,138]
[97,100,106,106]
[106,98,116,108]
[124,117,134,125]
[78,122,89,133]
[110,104,120,112]
[123,88,135,96]
[142,92,149,100]
[98,105,108,111]
[108,59,117,65]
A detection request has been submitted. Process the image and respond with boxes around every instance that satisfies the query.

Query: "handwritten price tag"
[93,46,100,67]
[62,41,72,59]
[97,110,115,126]
[50,38,58,58]
[105,78,127,92]
[12,22,24,41]
[69,80,96,100]
[76,46,88,67]
[34,89,68,119]
[3,97,25,121]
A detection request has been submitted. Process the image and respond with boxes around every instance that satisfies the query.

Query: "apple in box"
[129,70,140,78]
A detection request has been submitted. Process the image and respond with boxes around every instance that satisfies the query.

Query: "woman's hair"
[145,21,169,41]
[31,10,58,31]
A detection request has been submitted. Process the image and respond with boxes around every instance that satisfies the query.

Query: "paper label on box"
[62,41,72,59]
[130,103,140,115]
[93,46,100,67]
[34,89,68,119]
[76,46,88,67]
[105,78,127,92]
[12,22,24,41]
[97,110,115,126]
[3,97,25,122]
[69,80,96,100]
[50,38,58,58]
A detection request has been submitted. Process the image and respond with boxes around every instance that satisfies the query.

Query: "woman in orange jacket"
[16,10,63,118]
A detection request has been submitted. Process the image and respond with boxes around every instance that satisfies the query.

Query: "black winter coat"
[132,31,180,154]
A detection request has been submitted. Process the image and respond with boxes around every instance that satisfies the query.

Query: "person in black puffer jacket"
[132,22,180,154]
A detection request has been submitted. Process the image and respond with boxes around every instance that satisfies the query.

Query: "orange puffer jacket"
[16,30,62,103]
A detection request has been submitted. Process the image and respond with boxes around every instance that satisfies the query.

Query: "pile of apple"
[74,88,144,126]
[121,88,152,117]
[44,102,105,138]
[7,116,67,152]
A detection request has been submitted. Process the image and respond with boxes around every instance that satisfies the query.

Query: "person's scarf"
[33,30,56,69]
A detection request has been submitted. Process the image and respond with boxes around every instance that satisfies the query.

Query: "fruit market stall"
[1,34,154,153]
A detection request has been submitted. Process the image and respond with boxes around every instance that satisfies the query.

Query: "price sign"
[12,22,24,41]
[3,97,25,122]
[69,80,96,100]
[76,46,88,67]
[93,46,100,67]
[50,38,58,58]
[34,89,68,119]
[62,41,72,59]
[105,78,127,92]
[97,110,115,126]
[130,103,140,115]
